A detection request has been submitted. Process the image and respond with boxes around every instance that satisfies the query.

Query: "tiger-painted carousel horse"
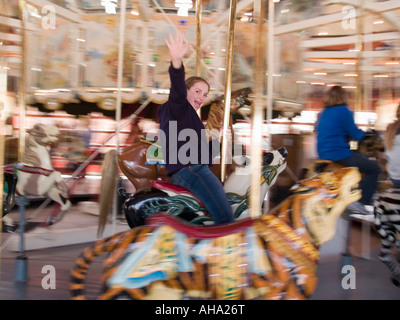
[373,188,400,286]
[14,123,71,225]
[70,166,361,300]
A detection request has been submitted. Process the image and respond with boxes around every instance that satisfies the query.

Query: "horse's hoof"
[46,215,55,226]
[391,276,400,287]
[61,200,72,212]
[2,222,16,233]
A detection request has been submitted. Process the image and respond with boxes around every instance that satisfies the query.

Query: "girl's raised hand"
[165,30,190,69]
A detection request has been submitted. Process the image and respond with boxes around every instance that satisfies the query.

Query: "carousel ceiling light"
[175,0,193,17]
[45,99,62,111]
[101,0,118,14]
[98,98,116,111]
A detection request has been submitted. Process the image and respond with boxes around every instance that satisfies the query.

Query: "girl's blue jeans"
[171,164,234,224]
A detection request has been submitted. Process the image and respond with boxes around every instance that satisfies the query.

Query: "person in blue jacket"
[316,85,381,213]
[157,30,234,224]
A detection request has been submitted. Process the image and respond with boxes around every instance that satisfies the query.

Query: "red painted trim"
[147,213,254,239]
[16,164,54,177]
[150,180,206,207]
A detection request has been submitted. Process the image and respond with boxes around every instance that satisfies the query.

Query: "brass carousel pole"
[249,0,266,218]
[18,0,27,161]
[220,0,237,182]
[195,0,202,77]
[354,0,364,114]
[12,0,29,282]
[112,0,127,234]
[195,0,202,117]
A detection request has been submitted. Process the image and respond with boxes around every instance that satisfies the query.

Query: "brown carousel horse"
[98,87,252,235]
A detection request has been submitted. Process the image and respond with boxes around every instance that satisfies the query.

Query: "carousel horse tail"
[98,149,119,237]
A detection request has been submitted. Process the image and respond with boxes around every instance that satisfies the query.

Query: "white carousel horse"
[15,123,71,224]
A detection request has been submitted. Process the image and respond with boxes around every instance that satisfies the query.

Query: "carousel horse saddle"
[147,213,253,239]
[150,180,206,208]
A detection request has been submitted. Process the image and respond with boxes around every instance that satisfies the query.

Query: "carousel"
[1,0,400,300]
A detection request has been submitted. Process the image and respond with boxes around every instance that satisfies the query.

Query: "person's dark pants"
[390,178,400,188]
[337,152,381,205]
[172,164,234,224]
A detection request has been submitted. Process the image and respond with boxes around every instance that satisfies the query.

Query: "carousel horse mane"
[71,167,361,300]
[23,124,60,167]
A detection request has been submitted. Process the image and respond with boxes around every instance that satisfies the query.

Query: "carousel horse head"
[117,139,167,191]
[288,166,362,245]
[358,129,385,158]
[70,166,361,300]
[26,123,60,146]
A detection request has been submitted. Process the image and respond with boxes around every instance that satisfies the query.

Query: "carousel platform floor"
[0,177,399,300]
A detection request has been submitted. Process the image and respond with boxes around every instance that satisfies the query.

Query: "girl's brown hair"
[384,103,400,151]
[323,85,348,107]
[185,76,210,91]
